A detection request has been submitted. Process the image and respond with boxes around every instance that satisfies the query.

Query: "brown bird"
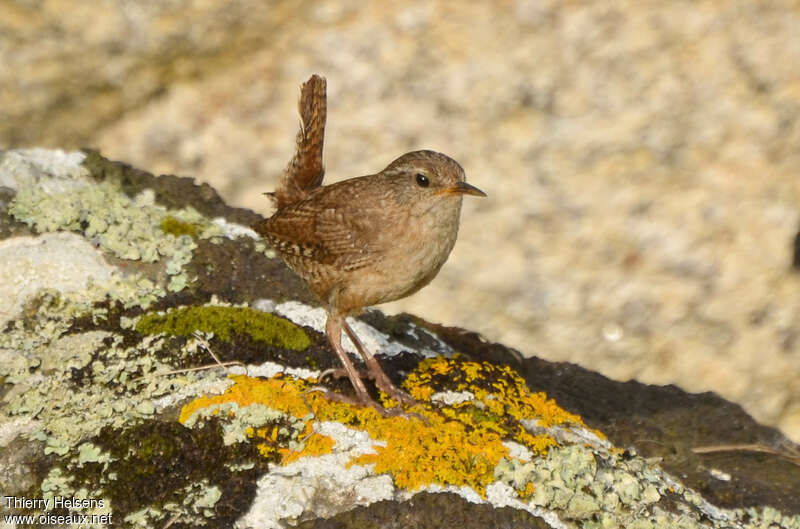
[253,75,486,410]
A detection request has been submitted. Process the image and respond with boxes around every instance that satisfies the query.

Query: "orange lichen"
[179,375,313,424]
[179,356,589,498]
[282,433,336,464]
[404,356,586,429]
[346,407,507,494]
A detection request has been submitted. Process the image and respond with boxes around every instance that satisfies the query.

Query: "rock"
[0,149,797,528]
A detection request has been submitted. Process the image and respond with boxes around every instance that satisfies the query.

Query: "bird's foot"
[315,366,419,408]
[304,386,424,421]
[368,367,419,408]
[318,366,417,405]
[318,366,368,383]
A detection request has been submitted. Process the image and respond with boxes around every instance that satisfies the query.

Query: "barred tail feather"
[272,74,327,209]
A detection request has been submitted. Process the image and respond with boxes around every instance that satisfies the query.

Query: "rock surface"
[0,149,797,528]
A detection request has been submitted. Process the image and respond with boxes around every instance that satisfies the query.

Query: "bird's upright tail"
[269,74,327,209]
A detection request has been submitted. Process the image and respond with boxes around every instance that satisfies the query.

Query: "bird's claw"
[318,367,369,383]
[305,384,425,422]
[317,367,418,407]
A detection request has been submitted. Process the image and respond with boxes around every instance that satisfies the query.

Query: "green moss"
[160,215,200,238]
[136,305,311,351]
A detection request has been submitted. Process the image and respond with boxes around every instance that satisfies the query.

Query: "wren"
[253,75,485,409]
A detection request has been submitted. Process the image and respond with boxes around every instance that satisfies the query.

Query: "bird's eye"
[415,173,430,187]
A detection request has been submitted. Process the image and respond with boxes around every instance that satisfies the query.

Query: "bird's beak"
[435,181,487,197]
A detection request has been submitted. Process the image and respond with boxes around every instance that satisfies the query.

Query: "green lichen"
[160,215,200,238]
[181,399,308,463]
[4,150,798,528]
[10,179,179,262]
[136,305,311,351]
[181,401,304,448]
[40,467,77,502]
[77,442,111,465]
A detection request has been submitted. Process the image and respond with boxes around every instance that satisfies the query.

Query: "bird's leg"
[318,312,419,417]
[342,319,417,406]
[324,311,373,404]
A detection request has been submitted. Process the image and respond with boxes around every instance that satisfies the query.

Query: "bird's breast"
[358,200,462,303]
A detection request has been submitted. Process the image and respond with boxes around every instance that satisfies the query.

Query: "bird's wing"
[313,205,387,271]
[253,184,392,272]
[252,201,327,261]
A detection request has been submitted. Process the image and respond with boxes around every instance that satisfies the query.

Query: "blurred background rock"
[2,0,799,442]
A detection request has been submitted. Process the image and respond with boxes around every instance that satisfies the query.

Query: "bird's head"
[382,150,486,215]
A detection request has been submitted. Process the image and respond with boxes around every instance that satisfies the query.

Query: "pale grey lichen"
[430,390,475,406]
[7,179,212,294]
[0,286,246,526]
[76,442,112,466]
[40,467,74,501]
[0,148,90,192]
[492,442,800,529]
[3,150,797,529]
[0,298,208,457]
[2,148,239,308]
[124,480,222,528]
[124,506,164,528]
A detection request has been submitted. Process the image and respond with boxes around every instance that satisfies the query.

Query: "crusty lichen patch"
[179,356,583,498]
[405,355,588,430]
[136,305,311,351]
[0,296,254,526]
[8,176,224,293]
[2,309,196,451]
